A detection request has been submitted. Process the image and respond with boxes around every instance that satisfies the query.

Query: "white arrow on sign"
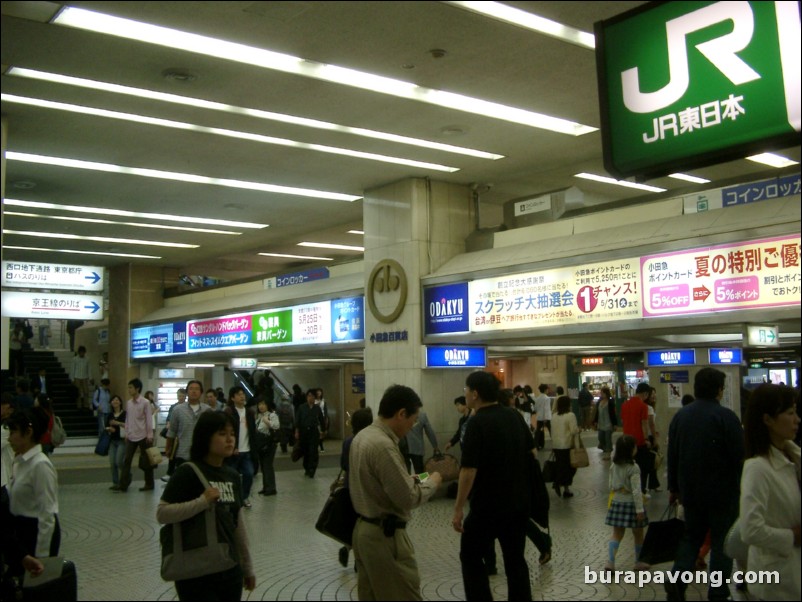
[2,261,104,291]
[1,291,105,321]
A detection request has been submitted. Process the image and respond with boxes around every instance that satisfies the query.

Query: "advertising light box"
[647,349,696,367]
[131,322,187,359]
[425,346,487,369]
[424,282,470,335]
[595,1,801,179]
[708,348,743,365]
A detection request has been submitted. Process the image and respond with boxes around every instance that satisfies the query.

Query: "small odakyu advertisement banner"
[424,282,470,335]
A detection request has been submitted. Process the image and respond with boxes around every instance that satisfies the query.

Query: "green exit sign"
[595,1,800,180]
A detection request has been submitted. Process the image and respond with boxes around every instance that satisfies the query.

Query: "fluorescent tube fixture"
[186,364,215,368]
[668,173,711,184]
[348,230,365,235]
[7,68,503,161]
[3,229,199,248]
[1,93,459,172]
[745,153,799,168]
[298,242,365,252]
[6,152,361,202]
[52,7,596,136]
[258,252,334,261]
[443,1,596,49]
[574,173,667,193]
[4,211,240,235]
[4,198,267,229]
[3,245,161,259]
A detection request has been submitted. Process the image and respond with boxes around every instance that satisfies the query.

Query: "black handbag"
[541,452,557,483]
[315,486,358,546]
[638,504,685,566]
[94,431,111,456]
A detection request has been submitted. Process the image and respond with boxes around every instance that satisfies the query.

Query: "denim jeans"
[225,453,255,500]
[108,438,125,484]
[670,501,737,600]
[97,412,110,437]
[598,429,613,454]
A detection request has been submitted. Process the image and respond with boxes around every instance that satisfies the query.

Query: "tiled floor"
[51,436,751,601]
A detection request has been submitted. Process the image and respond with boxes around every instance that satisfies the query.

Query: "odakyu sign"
[423,282,470,335]
[595,1,801,179]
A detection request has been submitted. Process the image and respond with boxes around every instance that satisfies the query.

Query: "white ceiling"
[2,1,800,285]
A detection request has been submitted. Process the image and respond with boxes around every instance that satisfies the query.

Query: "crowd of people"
[2,366,800,601]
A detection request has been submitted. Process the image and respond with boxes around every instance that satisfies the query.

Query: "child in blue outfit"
[605,434,650,571]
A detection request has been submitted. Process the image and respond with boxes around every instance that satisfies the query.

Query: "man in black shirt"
[452,371,534,601]
[294,389,325,477]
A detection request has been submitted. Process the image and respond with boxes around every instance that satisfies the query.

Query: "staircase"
[21,350,98,437]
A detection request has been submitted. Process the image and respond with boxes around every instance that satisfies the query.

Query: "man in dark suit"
[30,368,49,397]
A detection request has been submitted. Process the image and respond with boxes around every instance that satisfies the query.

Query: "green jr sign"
[595,1,800,179]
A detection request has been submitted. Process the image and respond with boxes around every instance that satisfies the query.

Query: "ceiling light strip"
[2,93,459,172]
[573,173,666,193]
[4,198,267,229]
[3,245,161,259]
[668,173,711,184]
[3,229,199,248]
[745,153,799,168]
[297,242,365,252]
[6,151,361,202]
[7,68,503,160]
[53,7,596,136]
[4,211,240,235]
[258,252,334,261]
[443,1,596,49]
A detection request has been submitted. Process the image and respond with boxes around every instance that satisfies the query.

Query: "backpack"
[51,415,67,447]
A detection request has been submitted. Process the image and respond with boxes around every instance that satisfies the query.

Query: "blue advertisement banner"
[131,321,187,359]
[647,349,696,367]
[331,296,364,343]
[425,346,487,369]
[708,348,743,365]
[424,282,469,335]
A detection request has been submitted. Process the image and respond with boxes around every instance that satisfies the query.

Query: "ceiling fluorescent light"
[574,173,666,193]
[4,198,267,229]
[258,252,334,261]
[1,93,459,172]
[186,364,215,368]
[4,211,240,235]
[52,7,596,136]
[3,229,199,248]
[443,1,595,49]
[668,173,711,184]
[3,245,161,259]
[298,242,365,252]
[7,68,503,160]
[745,153,799,168]
[6,152,361,202]
[348,230,365,235]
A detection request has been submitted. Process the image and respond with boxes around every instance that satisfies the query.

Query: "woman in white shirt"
[551,395,579,498]
[255,399,280,496]
[7,406,60,570]
[740,384,801,601]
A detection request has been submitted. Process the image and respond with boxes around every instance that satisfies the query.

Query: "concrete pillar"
[363,178,474,448]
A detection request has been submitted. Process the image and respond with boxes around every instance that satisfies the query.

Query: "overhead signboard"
[647,349,697,367]
[708,348,743,365]
[331,296,365,342]
[595,1,801,179]
[424,282,470,335]
[1,291,103,320]
[469,257,641,332]
[425,346,487,369]
[745,324,780,347]
[2,260,104,291]
[641,234,801,318]
[131,322,187,359]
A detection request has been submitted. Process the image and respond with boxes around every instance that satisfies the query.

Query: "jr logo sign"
[622,2,760,114]
[595,1,800,179]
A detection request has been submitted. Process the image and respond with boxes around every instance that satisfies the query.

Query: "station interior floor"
[51,433,751,601]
